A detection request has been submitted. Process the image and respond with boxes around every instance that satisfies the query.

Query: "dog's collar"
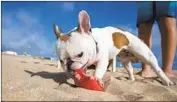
[89,28,99,54]
[91,35,99,54]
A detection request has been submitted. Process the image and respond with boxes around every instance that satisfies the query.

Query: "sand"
[2,53,177,101]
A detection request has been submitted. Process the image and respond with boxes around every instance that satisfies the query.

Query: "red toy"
[74,68,104,91]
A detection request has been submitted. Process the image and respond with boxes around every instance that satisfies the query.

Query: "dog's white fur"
[54,10,174,86]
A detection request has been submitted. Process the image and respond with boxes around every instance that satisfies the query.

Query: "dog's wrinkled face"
[54,10,95,72]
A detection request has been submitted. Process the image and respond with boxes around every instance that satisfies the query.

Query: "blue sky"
[2,1,177,69]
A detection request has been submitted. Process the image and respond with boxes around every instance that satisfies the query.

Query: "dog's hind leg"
[128,40,174,86]
[122,61,135,81]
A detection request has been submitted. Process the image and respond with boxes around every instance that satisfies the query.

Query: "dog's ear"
[78,10,91,34]
[54,24,62,39]
[54,24,69,42]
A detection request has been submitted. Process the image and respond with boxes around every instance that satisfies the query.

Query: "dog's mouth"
[66,58,89,72]
[66,58,74,72]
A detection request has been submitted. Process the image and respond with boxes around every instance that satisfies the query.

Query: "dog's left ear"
[78,10,91,34]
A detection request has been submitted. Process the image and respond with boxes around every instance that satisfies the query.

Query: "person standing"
[136,1,177,77]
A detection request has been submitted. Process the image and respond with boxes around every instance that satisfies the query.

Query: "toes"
[94,77,104,87]
[89,76,95,80]
[99,81,104,87]
[97,79,104,87]
[130,77,135,81]
[170,81,176,85]
[164,81,176,86]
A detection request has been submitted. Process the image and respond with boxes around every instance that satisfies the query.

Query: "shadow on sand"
[24,70,79,88]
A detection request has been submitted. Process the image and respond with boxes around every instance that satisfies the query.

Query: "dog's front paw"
[162,80,176,86]
[169,81,176,86]
[91,77,104,87]
[97,78,104,87]
[130,77,135,82]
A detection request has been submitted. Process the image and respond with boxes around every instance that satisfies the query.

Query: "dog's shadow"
[24,70,79,88]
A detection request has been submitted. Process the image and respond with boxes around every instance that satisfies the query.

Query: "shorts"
[137,1,177,27]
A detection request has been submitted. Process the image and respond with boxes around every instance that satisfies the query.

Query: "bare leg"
[158,17,177,77]
[138,21,154,77]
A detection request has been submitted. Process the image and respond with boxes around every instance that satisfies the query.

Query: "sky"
[1,1,177,69]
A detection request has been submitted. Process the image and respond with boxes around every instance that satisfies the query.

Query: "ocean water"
[116,58,177,70]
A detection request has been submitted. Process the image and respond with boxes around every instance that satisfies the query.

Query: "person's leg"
[156,1,177,77]
[138,21,154,77]
[136,1,155,77]
[158,18,177,77]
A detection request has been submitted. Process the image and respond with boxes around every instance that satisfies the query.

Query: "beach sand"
[2,53,177,101]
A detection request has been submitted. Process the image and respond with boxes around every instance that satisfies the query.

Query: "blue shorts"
[137,1,177,27]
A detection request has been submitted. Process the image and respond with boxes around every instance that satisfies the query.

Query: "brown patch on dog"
[54,24,62,39]
[117,49,139,63]
[127,52,134,57]
[76,25,81,33]
[53,24,69,42]
[112,32,129,49]
[60,35,69,42]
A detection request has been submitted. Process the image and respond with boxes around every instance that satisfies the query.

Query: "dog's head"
[54,10,95,72]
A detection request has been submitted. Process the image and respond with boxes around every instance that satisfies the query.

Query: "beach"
[2,53,177,101]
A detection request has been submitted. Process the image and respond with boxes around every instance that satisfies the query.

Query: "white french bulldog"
[54,10,174,86]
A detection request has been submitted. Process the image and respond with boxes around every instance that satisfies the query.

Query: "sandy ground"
[2,53,177,101]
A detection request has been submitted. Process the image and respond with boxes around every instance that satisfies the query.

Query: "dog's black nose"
[67,58,74,71]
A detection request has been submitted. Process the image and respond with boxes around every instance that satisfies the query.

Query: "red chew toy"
[74,68,104,91]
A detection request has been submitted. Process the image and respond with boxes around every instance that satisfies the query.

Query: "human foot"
[163,70,176,77]
[136,69,153,78]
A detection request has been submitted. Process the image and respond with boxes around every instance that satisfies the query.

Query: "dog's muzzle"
[66,58,89,73]
[66,58,74,72]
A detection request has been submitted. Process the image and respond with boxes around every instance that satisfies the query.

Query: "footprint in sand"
[21,61,27,63]
[122,94,144,101]
[34,62,40,64]
[44,64,57,67]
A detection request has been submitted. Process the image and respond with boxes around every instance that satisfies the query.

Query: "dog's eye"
[77,52,83,57]
[60,59,64,63]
